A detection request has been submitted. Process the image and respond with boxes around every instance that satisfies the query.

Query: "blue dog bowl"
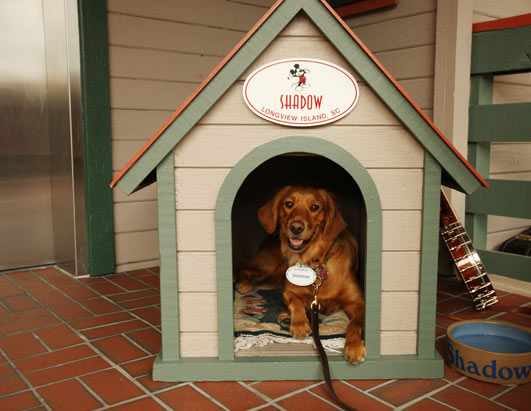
[446,320,531,384]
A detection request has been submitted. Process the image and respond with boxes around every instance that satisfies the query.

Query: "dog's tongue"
[290,238,303,247]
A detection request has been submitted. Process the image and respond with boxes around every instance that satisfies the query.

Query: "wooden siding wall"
[108,0,440,272]
[173,16,426,358]
[108,0,270,272]
[472,0,531,251]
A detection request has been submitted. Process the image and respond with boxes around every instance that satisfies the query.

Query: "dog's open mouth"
[288,237,310,251]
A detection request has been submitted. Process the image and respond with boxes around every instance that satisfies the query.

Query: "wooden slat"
[477,249,531,282]
[471,25,531,75]
[469,103,531,142]
[174,125,423,169]
[380,331,417,355]
[381,252,420,291]
[114,230,159,265]
[349,13,436,53]
[466,179,531,219]
[107,0,268,32]
[380,292,419,331]
[107,13,243,56]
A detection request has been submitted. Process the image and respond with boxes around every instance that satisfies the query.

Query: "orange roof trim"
[473,13,531,33]
[111,0,488,189]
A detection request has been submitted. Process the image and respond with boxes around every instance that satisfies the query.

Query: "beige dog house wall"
[111,0,487,382]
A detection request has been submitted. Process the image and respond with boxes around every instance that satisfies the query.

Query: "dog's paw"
[235,280,254,294]
[290,321,311,339]
[344,340,367,365]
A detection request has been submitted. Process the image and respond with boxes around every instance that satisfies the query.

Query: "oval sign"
[243,58,359,127]
[286,263,317,287]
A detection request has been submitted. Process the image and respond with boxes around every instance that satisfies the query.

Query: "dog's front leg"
[283,287,311,339]
[343,301,366,364]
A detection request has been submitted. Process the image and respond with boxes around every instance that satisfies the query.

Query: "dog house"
[111,0,487,381]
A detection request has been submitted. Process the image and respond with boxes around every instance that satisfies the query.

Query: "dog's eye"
[285,201,294,208]
[310,204,320,212]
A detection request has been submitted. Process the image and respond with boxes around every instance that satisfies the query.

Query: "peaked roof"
[111,0,488,195]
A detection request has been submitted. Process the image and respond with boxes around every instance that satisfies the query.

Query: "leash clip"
[311,278,321,310]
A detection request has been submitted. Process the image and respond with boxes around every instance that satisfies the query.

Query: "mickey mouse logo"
[288,63,311,91]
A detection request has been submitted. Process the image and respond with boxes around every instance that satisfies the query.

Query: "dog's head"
[258,186,346,253]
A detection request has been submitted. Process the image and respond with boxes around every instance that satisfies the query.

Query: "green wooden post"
[78,0,115,275]
[466,74,492,248]
[417,153,442,358]
[157,153,180,361]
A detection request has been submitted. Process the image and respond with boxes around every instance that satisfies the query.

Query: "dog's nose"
[289,221,305,235]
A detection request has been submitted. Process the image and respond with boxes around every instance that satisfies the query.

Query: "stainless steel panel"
[0,0,85,274]
[0,0,56,269]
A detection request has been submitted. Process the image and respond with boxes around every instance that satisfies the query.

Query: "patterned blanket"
[234,285,347,353]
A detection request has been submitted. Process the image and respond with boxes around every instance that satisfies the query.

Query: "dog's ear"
[319,189,347,242]
[258,186,292,234]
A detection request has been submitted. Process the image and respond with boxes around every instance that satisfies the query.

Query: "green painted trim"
[156,153,180,361]
[78,0,115,275]
[477,250,531,282]
[469,103,531,142]
[152,352,444,382]
[116,0,481,196]
[215,136,383,362]
[471,25,531,75]
[466,179,531,219]
[417,153,441,358]
[466,75,492,249]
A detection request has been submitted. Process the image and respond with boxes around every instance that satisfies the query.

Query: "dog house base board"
[152,352,444,382]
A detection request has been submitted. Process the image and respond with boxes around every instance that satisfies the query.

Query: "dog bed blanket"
[234,285,347,353]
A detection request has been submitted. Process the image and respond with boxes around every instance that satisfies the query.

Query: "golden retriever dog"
[236,186,366,364]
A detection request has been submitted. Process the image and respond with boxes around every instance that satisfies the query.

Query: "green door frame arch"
[215,136,383,361]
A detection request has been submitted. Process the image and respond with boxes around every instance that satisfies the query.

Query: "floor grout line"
[189,382,232,411]
[2,268,529,411]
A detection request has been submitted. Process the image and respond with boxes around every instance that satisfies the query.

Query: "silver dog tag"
[286,263,316,286]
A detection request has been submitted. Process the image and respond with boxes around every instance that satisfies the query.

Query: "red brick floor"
[0,266,529,410]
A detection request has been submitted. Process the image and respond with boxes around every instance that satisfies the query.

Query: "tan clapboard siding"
[345,0,436,28]
[175,125,423,168]
[382,211,422,251]
[175,168,231,210]
[375,46,435,81]
[490,143,531,175]
[177,252,217,292]
[176,211,216,251]
[114,230,159,265]
[180,332,219,357]
[174,167,423,211]
[112,140,147,172]
[109,46,220,83]
[239,38,353,80]
[107,0,267,32]
[107,13,243,56]
[113,201,159,233]
[116,260,160,274]
[380,331,417,355]
[381,292,419,331]
[473,0,531,21]
[179,292,218,332]
[381,252,420,291]
[175,210,421,253]
[369,169,423,210]
[200,82,400,125]
[111,109,174,141]
[350,13,436,53]
[109,78,198,111]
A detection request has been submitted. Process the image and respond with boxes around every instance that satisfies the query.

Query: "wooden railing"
[466,15,531,281]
